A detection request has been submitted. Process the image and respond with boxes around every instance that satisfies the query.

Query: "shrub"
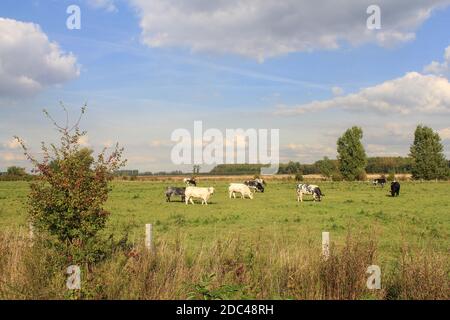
[356,170,367,181]
[387,171,396,182]
[15,104,126,265]
[331,172,344,181]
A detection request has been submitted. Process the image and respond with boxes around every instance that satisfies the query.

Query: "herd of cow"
[165,177,401,205]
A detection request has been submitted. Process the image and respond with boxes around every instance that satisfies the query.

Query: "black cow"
[165,187,186,202]
[390,181,400,197]
[372,178,387,187]
[244,180,265,193]
[183,178,197,186]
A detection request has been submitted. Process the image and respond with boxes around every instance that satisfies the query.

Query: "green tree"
[337,127,367,181]
[15,104,126,264]
[6,166,26,176]
[409,125,449,180]
[316,157,336,179]
[285,161,302,174]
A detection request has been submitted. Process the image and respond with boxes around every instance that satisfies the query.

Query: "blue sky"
[1,0,450,172]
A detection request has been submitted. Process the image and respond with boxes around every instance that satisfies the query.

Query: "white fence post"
[322,231,330,260]
[145,223,152,251]
[29,222,34,241]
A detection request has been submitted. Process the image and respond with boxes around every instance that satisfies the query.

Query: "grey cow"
[165,187,186,202]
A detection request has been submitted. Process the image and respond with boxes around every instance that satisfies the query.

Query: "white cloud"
[275,72,450,115]
[423,45,450,76]
[366,143,402,156]
[0,152,25,162]
[131,0,450,61]
[78,135,90,147]
[0,18,79,97]
[331,86,344,96]
[382,123,415,140]
[285,143,335,154]
[438,127,450,140]
[366,144,387,153]
[149,139,173,148]
[86,0,117,12]
[3,138,21,149]
[103,140,114,148]
[281,143,335,163]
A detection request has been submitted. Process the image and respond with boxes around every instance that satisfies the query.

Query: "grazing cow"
[390,181,400,197]
[296,184,324,202]
[229,183,254,199]
[372,178,387,187]
[244,180,265,193]
[165,187,186,202]
[254,178,265,185]
[183,177,197,186]
[185,186,215,205]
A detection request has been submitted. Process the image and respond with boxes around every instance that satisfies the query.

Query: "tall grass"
[0,230,448,300]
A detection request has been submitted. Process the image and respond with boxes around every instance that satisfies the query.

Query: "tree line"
[3,125,449,181]
[209,125,449,181]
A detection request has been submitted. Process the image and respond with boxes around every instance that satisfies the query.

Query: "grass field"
[0,179,449,299]
[1,179,448,259]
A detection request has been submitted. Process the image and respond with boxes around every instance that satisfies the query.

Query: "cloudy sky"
[1,0,450,172]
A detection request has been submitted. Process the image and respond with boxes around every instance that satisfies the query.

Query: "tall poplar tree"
[410,125,449,180]
[337,127,367,181]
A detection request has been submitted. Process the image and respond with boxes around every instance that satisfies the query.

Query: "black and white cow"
[390,181,400,197]
[244,180,265,193]
[372,178,387,187]
[296,184,324,202]
[254,178,265,185]
[183,178,197,186]
[165,187,186,202]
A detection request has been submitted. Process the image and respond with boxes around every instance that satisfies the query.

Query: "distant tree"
[285,161,302,174]
[409,125,449,180]
[7,166,26,176]
[316,157,336,179]
[387,171,396,182]
[366,157,412,173]
[331,171,344,181]
[337,127,367,181]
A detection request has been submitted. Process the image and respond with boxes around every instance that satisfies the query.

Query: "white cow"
[229,183,254,199]
[185,186,214,205]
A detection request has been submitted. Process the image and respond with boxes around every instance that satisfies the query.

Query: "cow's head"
[256,183,265,193]
[313,188,323,201]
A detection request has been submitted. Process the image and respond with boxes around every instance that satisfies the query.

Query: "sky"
[1,0,450,173]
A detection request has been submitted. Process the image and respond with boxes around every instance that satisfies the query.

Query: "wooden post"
[145,224,152,251]
[28,222,34,247]
[29,222,34,240]
[322,231,330,260]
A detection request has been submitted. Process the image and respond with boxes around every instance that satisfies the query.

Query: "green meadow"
[1,180,448,260]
